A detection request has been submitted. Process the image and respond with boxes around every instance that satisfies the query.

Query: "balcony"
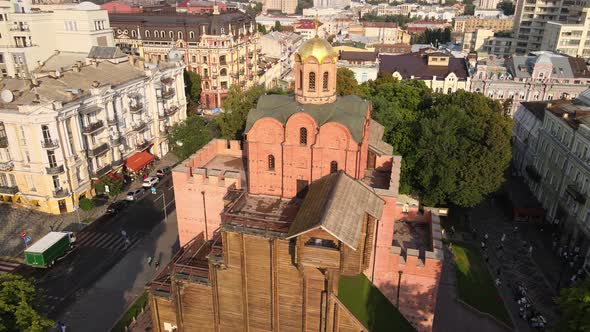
[53,188,69,198]
[164,106,179,117]
[161,89,175,100]
[130,103,144,113]
[82,120,105,134]
[525,165,541,183]
[112,159,124,168]
[0,161,14,172]
[88,142,109,158]
[107,117,117,126]
[10,26,30,31]
[40,139,59,149]
[132,121,148,132]
[0,185,19,195]
[566,183,586,204]
[92,164,112,178]
[46,164,65,175]
[0,136,8,148]
[136,140,151,151]
[112,136,122,146]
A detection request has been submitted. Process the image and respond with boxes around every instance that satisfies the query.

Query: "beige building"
[477,0,500,10]
[453,15,514,33]
[0,0,114,78]
[462,28,495,53]
[262,0,296,14]
[542,13,590,58]
[0,48,186,214]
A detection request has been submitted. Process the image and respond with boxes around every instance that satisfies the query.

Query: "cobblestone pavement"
[465,199,559,331]
[0,153,179,259]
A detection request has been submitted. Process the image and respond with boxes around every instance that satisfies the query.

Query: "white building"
[0,0,114,78]
[313,0,350,9]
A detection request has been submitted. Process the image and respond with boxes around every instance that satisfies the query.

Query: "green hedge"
[111,291,149,332]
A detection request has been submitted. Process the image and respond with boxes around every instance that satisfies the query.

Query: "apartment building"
[262,0,297,14]
[541,12,590,57]
[518,92,590,272]
[313,0,350,9]
[469,51,590,115]
[109,9,259,110]
[512,0,589,54]
[0,47,186,214]
[477,0,500,10]
[462,28,495,52]
[453,15,514,33]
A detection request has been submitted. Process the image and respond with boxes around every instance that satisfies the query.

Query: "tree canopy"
[168,115,212,160]
[360,14,418,28]
[0,273,54,332]
[336,67,359,96]
[215,85,265,140]
[183,70,201,109]
[499,0,515,15]
[556,279,590,332]
[411,27,452,46]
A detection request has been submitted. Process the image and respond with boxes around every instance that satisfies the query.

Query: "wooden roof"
[286,171,384,249]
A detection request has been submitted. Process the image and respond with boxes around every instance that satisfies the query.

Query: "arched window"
[203,68,208,77]
[169,31,174,39]
[322,71,329,91]
[308,72,316,91]
[178,31,183,39]
[154,30,159,38]
[160,30,165,38]
[299,127,307,145]
[189,31,195,39]
[268,155,275,171]
[131,30,137,38]
[220,68,227,76]
[299,70,303,90]
[145,30,150,37]
[330,161,338,174]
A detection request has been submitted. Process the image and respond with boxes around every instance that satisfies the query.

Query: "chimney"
[92,81,100,88]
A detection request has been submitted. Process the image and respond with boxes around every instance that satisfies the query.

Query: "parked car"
[156,167,172,178]
[142,176,159,188]
[106,201,129,214]
[126,188,145,201]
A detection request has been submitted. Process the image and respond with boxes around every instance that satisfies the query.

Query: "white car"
[125,188,145,201]
[142,176,159,188]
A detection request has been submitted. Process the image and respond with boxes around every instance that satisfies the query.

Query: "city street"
[13,174,177,323]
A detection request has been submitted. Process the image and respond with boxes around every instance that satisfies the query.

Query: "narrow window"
[330,161,338,173]
[309,72,316,91]
[268,155,275,171]
[300,127,307,145]
[169,31,174,39]
[145,30,150,38]
[154,30,159,38]
[131,30,137,38]
[322,71,329,91]
[189,31,195,39]
[178,31,183,39]
[299,70,303,90]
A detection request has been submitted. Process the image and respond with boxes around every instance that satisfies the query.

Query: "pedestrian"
[513,225,519,234]
[528,245,533,257]
[451,226,456,236]
[147,256,153,266]
[495,277,502,287]
[57,321,66,332]
[121,230,127,238]
[155,259,160,269]
[481,241,486,250]
[501,233,506,243]
[124,238,131,248]
[472,227,477,240]
[484,233,489,241]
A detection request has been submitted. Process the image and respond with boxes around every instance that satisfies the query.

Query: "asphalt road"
[15,175,176,319]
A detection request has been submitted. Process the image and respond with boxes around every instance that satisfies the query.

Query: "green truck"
[24,231,76,268]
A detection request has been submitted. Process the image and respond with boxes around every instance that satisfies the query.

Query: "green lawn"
[111,291,149,332]
[451,243,513,327]
[338,274,415,332]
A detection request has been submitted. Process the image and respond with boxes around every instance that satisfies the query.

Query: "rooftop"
[379,51,469,80]
[201,154,247,187]
[339,51,378,62]
[392,219,431,257]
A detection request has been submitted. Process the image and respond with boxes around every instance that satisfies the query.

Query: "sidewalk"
[56,211,179,332]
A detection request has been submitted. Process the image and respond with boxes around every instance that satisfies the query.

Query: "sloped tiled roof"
[286,171,384,249]
[87,46,127,60]
[379,52,469,80]
[368,119,393,156]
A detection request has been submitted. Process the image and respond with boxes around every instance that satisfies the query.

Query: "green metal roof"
[245,95,370,143]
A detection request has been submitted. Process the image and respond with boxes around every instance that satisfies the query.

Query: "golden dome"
[296,37,338,64]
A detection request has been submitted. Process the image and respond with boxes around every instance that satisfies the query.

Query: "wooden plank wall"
[177,282,216,331]
[243,235,273,331]
[216,232,246,330]
[149,293,177,332]
[276,239,304,331]
[304,268,327,332]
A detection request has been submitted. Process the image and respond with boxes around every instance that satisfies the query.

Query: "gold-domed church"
[147,30,443,332]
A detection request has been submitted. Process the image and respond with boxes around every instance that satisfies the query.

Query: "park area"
[451,242,513,327]
[338,274,415,332]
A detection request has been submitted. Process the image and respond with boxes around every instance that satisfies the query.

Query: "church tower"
[294,28,338,104]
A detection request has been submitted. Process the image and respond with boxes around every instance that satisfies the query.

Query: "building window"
[189,31,195,39]
[219,55,226,65]
[154,30,159,38]
[268,155,275,171]
[47,150,56,167]
[300,127,307,145]
[447,88,452,94]
[160,31,165,38]
[178,31,183,39]
[322,72,329,91]
[299,70,303,90]
[203,68,208,77]
[169,31,174,39]
[330,161,338,173]
[145,30,150,37]
[131,30,137,38]
[220,68,227,76]
[203,56,208,63]
[0,122,6,139]
[309,72,316,91]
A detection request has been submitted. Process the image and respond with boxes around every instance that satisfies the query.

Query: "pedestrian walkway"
[75,231,141,251]
[0,259,20,274]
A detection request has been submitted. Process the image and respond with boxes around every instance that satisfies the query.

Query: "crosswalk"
[0,259,20,274]
[75,231,140,251]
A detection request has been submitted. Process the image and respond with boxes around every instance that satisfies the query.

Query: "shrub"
[79,197,95,211]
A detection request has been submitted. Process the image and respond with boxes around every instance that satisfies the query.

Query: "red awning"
[125,151,155,172]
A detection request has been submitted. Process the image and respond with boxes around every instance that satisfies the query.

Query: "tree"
[94,176,123,198]
[215,85,265,140]
[499,0,515,15]
[296,0,313,14]
[183,70,201,106]
[555,279,590,332]
[257,23,267,34]
[411,91,512,207]
[245,2,263,16]
[168,115,212,160]
[0,274,54,332]
[79,197,95,211]
[336,67,359,96]
[273,20,283,32]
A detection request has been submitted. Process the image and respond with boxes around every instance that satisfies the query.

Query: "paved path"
[433,246,505,332]
[56,211,179,332]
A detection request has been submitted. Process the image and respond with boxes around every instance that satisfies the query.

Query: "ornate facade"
[109,9,259,110]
